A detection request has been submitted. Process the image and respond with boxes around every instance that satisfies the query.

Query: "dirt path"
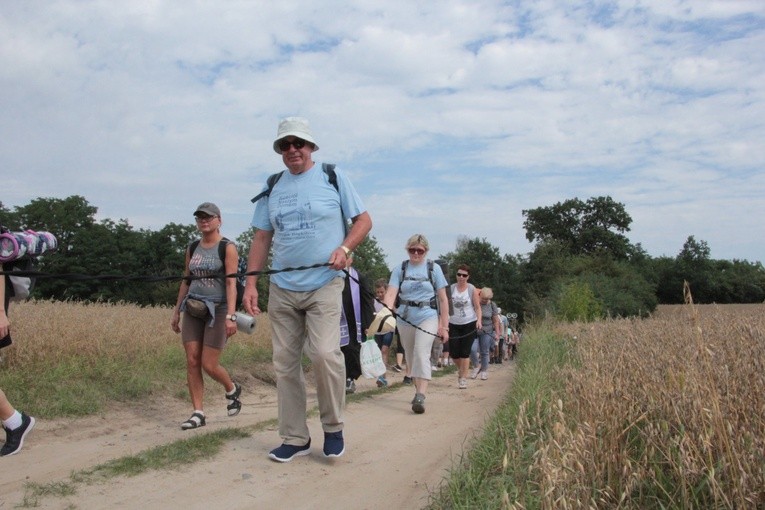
[1,362,515,509]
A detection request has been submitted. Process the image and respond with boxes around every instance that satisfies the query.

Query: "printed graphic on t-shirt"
[453,294,470,318]
[273,192,316,241]
[190,252,219,287]
[402,280,427,295]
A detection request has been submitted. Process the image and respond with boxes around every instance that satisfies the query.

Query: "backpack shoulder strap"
[189,240,201,256]
[250,171,286,203]
[426,260,438,292]
[217,238,229,265]
[251,165,336,203]
[322,163,339,193]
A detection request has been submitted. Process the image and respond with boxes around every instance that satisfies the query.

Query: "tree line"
[2,195,763,322]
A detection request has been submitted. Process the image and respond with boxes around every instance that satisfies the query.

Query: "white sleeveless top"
[449,284,477,325]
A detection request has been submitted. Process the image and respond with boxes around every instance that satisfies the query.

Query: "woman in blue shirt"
[383,234,449,414]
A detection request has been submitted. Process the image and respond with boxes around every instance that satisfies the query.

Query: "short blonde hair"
[405,234,429,251]
[480,287,494,300]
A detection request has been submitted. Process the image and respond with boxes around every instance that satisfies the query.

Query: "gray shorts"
[181,305,228,350]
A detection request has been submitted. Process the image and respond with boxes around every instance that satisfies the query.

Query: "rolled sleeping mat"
[0,230,58,262]
[236,312,257,334]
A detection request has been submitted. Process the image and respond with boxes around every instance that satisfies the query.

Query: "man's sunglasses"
[278,138,307,151]
[456,273,469,277]
[407,248,425,255]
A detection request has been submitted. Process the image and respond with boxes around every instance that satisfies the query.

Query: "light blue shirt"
[389,260,448,325]
[252,163,366,291]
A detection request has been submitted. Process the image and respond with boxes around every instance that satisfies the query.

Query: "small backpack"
[188,238,246,309]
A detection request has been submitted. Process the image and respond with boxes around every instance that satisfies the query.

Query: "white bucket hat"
[273,116,320,154]
[368,307,396,335]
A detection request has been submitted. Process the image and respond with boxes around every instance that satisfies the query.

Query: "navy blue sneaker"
[323,431,345,458]
[268,439,311,463]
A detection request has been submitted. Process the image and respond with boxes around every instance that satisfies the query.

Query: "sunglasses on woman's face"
[407,248,425,255]
[456,273,469,277]
[278,138,307,151]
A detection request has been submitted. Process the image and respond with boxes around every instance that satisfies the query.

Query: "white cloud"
[1,0,763,268]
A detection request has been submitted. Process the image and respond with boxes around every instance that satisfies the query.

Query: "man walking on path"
[243,117,372,463]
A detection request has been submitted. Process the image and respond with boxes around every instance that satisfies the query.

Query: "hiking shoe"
[0,413,35,456]
[323,431,345,458]
[480,371,488,380]
[458,378,467,389]
[345,378,356,394]
[376,376,388,388]
[268,439,312,463]
[392,364,403,373]
[469,367,480,379]
[226,382,242,416]
[411,393,426,414]
[402,376,413,385]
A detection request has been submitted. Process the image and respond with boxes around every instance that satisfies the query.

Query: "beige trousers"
[268,277,345,445]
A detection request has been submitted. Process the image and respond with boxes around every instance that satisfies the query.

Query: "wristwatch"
[339,245,351,256]
[226,314,238,322]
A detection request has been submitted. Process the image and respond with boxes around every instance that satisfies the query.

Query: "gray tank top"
[188,242,226,302]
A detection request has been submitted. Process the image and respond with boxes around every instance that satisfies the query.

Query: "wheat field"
[518,304,765,508]
[1,300,274,416]
[4,300,273,367]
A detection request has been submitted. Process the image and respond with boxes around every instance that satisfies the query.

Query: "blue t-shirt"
[389,260,448,325]
[251,163,366,291]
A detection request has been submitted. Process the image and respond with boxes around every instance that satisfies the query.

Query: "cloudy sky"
[2,1,763,267]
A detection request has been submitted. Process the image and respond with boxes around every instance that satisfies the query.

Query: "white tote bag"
[360,338,387,379]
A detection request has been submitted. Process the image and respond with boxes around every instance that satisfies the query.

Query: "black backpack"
[188,238,246,309]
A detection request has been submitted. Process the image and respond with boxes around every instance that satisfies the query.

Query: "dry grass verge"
[542,304,765,508]
[1,300,274,416]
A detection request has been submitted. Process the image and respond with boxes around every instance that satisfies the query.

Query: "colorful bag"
[1,227,58,302]
[0,229,58,263]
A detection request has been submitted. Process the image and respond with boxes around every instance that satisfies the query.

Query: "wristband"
[340,245,351,256]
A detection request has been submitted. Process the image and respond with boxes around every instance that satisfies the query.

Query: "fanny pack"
[185,298,209,319]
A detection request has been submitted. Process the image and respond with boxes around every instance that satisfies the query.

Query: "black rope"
[0,262,332,282]
[342,269,478,342]
[1,262,482,342]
